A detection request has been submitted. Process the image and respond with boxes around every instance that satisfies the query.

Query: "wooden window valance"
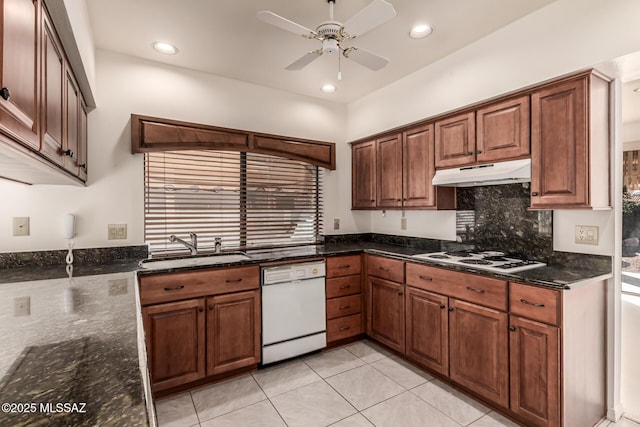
[131,114,336,170]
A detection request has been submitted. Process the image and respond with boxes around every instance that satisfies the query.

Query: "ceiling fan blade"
[344,47,389,71]
[285,49,323,70]
[256,11,317,37]
[343,0,396,37]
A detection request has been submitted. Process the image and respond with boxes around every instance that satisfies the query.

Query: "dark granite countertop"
[138,242,612,290]
[0,272,150,426]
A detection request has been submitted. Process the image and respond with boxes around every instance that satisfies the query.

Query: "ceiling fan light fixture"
[152,41,178,55]
[321,84,337,93]
[409,24,433,39]
[323,38,339,55]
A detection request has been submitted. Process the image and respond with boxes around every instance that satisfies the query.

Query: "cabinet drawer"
[327,314,363,342]
[327,294,361,320]
[367,255,404,283]
[509,282,560,326]
[326,275,361,298]
[139,265,260,305]
[406,262,507,311]
[326,255,362,278]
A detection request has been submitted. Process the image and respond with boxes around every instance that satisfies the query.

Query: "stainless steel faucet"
[169,232,198,255]
[214,237,222,254]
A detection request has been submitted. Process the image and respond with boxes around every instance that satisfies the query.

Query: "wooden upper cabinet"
[77,101,88,181]
[0,0,40,149]
[131,115,336,170]
[476,96,530,163]
[435,111,476,168]
[40,10,64,164]
[403,124,435,208]
[530,71,610,209]
[352,140,377,209]
[376,133,403,208]
[63,70,79,175]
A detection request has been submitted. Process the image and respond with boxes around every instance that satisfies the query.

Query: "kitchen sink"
[138,252,251,270]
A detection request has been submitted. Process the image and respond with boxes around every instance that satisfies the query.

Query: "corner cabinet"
[0,0,89,184]
[352,126,455,210]
[530,71,610,209]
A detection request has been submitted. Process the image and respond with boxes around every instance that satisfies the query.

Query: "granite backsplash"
[0,246,148,270]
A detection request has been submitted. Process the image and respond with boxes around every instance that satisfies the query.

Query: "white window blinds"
[144,150,323,254]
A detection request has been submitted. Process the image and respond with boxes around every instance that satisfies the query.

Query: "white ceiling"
[86,0,556,104]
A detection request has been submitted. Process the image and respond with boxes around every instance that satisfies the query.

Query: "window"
[144,150,322,254]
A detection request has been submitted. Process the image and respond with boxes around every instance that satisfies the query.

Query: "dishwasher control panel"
[262,261,326,285]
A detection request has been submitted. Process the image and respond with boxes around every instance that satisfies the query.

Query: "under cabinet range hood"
[432,158,531,187]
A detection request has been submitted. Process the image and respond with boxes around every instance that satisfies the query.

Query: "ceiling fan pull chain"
[338,49,342,81]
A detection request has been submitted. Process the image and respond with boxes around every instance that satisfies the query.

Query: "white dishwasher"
[261,261,326,364]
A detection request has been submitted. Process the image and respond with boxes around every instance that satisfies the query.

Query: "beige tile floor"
[154,339,639,427]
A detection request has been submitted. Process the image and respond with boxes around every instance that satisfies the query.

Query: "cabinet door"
[435,112,475,168]
[142,298,206,392]
[510,315,560,427]
[531,76,588,208]
[367,276,404,353]
[405,287,448,375]
[206,290,260,376]
[63,70,79,174]
[449,298,508,407]
[40,10,64,164]
[376,133,402,208]
[352,140,377,208]
[0,0,40,149]
[403,124,435,208]
[77,100,87,181]
[476,96,530,163]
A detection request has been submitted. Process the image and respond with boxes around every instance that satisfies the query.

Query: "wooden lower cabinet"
[509,315,560,427]
[405,287,448,376]
[367,276,405,353]
[206,290,260,376]
[142,298,206,392]
[449,298,509,408]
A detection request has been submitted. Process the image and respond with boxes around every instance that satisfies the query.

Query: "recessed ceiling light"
[409,24,433,39]
[152,41,178,55]
[321,84,336,93]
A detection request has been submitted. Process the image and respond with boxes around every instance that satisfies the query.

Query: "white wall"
[346,0,640,255]
[0,51,351,252]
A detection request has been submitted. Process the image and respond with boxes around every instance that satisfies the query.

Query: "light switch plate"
[401,217,408,230]
[333,218,340,230]
[108,224,127,240]
[13,217,30,236]
[14,296,30,316]
[575,225,599,245]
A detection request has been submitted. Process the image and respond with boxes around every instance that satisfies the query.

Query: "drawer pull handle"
[339,326,351,331]
[466,286,485,294]
[520,299,545,307]
[338,265,351,269]
[164,285,185,291]
[339,284,351,290]
[439,303,446,309]
[378,266,390,272]
[339,305,351,310]
[226,278,243,283]
[418,275,433,281]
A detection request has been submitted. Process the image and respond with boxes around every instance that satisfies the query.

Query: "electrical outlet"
[333,218,340,230]
[108,224,127,240]
[14,296,30,316]
[13,217,30,236]
[401,217,408,230]
[575,225,599,245]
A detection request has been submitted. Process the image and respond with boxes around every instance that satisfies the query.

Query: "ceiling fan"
[257,0,396,77]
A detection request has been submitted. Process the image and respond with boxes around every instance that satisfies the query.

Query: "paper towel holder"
[64,214,76,239]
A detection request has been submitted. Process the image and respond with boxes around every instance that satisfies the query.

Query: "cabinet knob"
[0,87,10,101]
[370,199,375,202]
[476,150,482,154]
[448,307,454,312]
[439,303,446,309]
[79,164,87,170]
[466,151,473,156]
[209,304,215,311]
[198,307,204,313]
[396,199,401,202]
[64,149,74,158]
[509,326,516,332]
[531,192,539,196]
[398,291,403,296]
